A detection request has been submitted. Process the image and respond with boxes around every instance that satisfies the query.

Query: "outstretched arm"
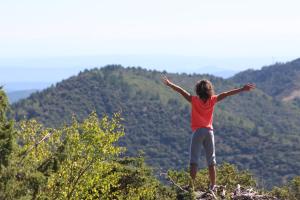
[161,75,192,103]
[217,83,255,102]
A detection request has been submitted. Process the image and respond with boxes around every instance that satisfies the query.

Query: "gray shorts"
[190,128,216,166]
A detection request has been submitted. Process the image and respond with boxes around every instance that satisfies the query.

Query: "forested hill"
[12,64,300,188]
[231,58,300,102]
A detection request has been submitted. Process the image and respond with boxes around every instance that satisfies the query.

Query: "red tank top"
[191,95,218,132]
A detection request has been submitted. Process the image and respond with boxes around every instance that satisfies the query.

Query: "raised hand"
[161,75,172,86]
[161,75,191,102]
[242,83,256,91]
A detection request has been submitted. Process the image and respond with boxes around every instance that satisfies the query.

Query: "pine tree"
[0,87,15,167]
[0,88,18,199]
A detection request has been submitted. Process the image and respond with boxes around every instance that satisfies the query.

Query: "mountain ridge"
[11,63,300,188]
[231,58,300,101]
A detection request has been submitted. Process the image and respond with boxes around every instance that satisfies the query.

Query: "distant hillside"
[7,89,37,103]
[11,65,300,188]
[231,58,300,101]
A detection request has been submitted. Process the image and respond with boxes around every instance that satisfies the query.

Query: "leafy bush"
[167,163,256,199]
[271,176,300,200]
[0,108,175,199]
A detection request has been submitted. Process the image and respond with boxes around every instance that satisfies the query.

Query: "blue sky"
[0,0,300,74]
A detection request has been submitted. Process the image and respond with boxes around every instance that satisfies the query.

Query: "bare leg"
[189,163,198,190]
[208,164,216,188]
[190,163,198,180]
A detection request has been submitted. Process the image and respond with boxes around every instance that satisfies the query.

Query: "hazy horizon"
[1,1,299,90]
[2,55,298,92]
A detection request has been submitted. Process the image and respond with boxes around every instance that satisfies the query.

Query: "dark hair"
[195,79,215,101]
